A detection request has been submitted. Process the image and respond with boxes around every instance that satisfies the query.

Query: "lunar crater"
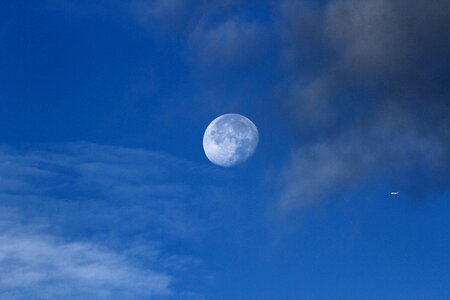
[203,114,259,167]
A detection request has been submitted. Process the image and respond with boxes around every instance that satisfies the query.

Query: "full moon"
[203,114,259,167]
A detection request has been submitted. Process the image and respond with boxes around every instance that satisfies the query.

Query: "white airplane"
[390,192,399,195]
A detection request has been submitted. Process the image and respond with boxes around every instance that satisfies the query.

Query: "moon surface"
[203,114,259,167]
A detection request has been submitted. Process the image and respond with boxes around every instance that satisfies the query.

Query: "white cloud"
[0,142,223,299]
[0,211,171,300]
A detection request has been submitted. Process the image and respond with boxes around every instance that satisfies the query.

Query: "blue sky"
[0,1,449,299]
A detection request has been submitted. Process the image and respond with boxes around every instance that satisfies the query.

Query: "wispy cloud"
[129,0,244,31]
[0,142,223,298]
[0,211,171,300]
[278,105,448,210]
[188,17,268,68]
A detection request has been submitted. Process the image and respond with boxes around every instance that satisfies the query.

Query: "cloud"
[130,0,188,31]
[276,0,450,211]
[0,143,220,238]
[129,0,269,69]
[129,0,244,32]
[0,211,171,300]
[188,17,268,68]
[0,142,223,298]
[45,0,267,69]
[278,104,448,210]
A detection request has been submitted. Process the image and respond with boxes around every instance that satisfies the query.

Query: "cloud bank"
[275,0,450,211]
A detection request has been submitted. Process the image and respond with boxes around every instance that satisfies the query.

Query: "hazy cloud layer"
[276,0,450,211]
[0,143,221,299]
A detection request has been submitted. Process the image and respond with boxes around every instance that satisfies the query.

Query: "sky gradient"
[0,1,449,299]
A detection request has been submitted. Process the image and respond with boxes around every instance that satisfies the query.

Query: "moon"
[203,114,259,167]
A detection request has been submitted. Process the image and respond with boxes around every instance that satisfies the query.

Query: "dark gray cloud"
[279,104,449,210]
[276,0,450,211]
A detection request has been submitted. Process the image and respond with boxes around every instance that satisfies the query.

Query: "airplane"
[390,192,399,195]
